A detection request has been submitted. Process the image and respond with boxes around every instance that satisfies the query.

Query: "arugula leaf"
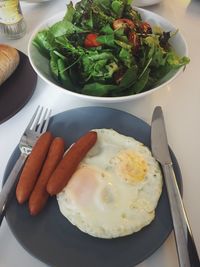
[159,31,171,49]
[115,40,132,50]
[166,52,190,68]
[90,3,115,29]
[123,6,142,21]
[94,0,116,17]
[81,51,118,82]
[94,0,111,11]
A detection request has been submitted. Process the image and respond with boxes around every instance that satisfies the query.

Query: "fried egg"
[57,129,163,238]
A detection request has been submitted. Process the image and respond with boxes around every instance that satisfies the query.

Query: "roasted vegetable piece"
[113,18,135,30]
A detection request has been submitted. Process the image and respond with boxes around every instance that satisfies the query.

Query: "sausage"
[47,131,97,196]
[28,137,65,215]
[16,131,53,204]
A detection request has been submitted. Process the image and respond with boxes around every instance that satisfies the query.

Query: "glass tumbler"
[0,0,26,39]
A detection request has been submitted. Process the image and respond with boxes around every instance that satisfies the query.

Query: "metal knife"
[151,106,200,267]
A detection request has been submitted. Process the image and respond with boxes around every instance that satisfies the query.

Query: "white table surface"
[0,0,200,266]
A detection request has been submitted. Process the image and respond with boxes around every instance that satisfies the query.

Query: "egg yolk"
[115,150,148,183]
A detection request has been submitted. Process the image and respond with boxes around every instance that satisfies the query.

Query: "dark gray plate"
[3,107,182,267]
[0,50,37,124]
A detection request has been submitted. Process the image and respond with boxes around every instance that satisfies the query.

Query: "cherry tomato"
[113,18,135,30]
[140,22,152,34]
[84,33,102,48]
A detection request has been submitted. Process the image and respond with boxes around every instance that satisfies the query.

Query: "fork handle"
[0,153,28,226]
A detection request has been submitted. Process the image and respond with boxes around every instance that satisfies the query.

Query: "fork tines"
[26,106,52,135]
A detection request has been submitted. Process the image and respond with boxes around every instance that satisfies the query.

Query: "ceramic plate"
[0,50,37,124]
[3,107,182,267]
[133,0,163,7]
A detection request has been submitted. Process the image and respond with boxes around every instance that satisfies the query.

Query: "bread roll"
[0,44,20,86]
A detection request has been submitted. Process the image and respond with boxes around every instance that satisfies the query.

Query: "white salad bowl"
[133,0,163,7]
[28,7,188,104]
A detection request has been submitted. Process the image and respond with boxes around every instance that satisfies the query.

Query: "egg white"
[57,129,163,238]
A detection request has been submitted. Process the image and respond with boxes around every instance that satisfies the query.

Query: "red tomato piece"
[84,33,102,48]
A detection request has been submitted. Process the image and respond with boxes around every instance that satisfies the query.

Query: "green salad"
[33,0,190,97]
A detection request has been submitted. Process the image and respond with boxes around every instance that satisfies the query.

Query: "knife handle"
[163,164,200,267]
[0,153,27,226]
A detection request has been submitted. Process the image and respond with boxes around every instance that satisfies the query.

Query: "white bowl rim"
[28,7,189,103]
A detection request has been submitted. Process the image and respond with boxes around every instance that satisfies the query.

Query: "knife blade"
[151,106,200,267]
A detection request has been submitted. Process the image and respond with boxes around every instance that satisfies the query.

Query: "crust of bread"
[0,44,20,86]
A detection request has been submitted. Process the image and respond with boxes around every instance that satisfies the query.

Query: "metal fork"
[0,106,51,225]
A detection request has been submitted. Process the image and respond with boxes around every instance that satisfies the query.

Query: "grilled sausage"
[16,132,53,204]
[28,137,65,215]
[47,131,97,195]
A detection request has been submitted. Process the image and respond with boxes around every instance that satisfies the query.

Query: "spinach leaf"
[100,24,114,34]
[119,65,138,88]
[96,34,116,47]
[132,68,150,94]
[69,67,83,90]
[49,51,59,80]
[111,1,124,17]
[153,68,177,87]
[57,58,77,90]
[55,36,85,56]
[84,10,94,30]
[82,82,119,96]
[144,36,167,67]
[50,20,86,37]
[33,29,55,57]
[63,2,75,22]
